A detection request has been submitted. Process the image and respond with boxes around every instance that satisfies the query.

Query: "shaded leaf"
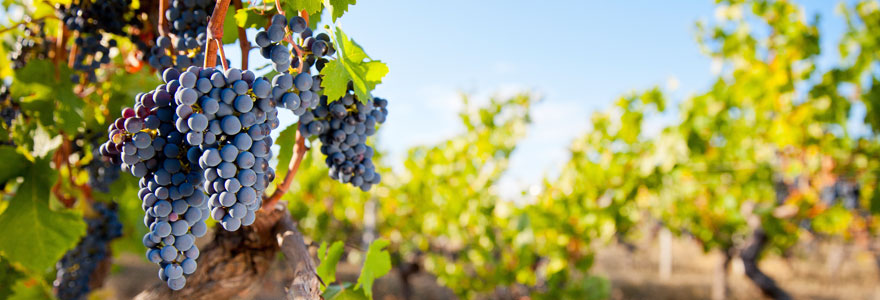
[0,158,87,272]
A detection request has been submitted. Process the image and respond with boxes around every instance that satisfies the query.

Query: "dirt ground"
[103,234,880,300]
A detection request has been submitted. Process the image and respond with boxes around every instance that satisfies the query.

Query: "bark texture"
[740,229,791,300]
[134,203,320,300]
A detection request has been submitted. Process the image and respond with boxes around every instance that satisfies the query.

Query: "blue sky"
[1,1,859,198]
[293,0,854,198]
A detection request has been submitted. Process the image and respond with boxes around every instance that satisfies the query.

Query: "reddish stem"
[215,39,230,70]
[204,0,231,68]
[158,0,169,37]
[54,20,66,66]
[263,127,307,210]
[233,0,250,70]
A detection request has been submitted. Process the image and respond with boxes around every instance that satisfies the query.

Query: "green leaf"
[320,27,388,103]
[328,0,356,22]
[0,146,30,185]
[0,158,87,273]
[222,7,240,44]
[316,241,345,288]
[0,259,25,300]
[355,239,391,299]
[282,0,322,16]
[272,124,298,186]
[324,284,367,300]
[308,7,323,29]
[234,7,268,29]
[8,277,52,300]
[10,60,84,134]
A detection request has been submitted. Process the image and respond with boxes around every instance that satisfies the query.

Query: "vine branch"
[0,17,49,35]
[204,0,231,68]
[158,0,169,37]
[263,126,307,210]
[233,0,250,70]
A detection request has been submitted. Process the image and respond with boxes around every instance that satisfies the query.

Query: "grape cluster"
[87,145,121,193]
[59,0,133,35]
[10,19,49,70]
[53,202,123,300]
[0,85,18,128]
[99,65,287,289]
[70,36,116,83]
[100,67,217,290]
[147,0,216,70]
[253,14,326,117]
[254,14,334,74]
[301,91,387,191]
[175,67,279,231]
[57,0,136,83]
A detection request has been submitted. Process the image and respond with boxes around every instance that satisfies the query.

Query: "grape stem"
[67,31,79,69]
[0,17,49,34]
[51,136,77,208]
[158,0,169,37]
[233,0,250,70]
[204,0,231,68]
[214,38,230,70]
[54,18,66,67]
[263,126,307,210]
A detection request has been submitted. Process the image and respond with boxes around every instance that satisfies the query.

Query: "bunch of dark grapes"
[254,14,334,74]
[57,0,137,83]
[301,90,387,191]
[87,142,121,193]
[60,0,132,35]
[70,36,116,83]
[148,0,215,70]
[0,85,18,128]
[53,202,123,300]
[99,67,216,290]
[10,18,49,70]
[253,15,326,116]
[157,67,279,231]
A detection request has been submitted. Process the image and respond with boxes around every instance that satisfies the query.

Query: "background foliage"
[2,0,880,299]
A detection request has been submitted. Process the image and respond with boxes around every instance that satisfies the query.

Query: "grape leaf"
[0,158,87,273]
[8,277,52,300]
[272,124,298,187]
[0,146,30,185]
[282,0,323,16]
[329,0,356,22]
[308,7,323,29]
[324,283,367,300]
[10,60,84,135]
[355,239,390,299]
[320,27,388,103]
[316,241,345,288]
[234,7,268,29]
[0,259,24,300]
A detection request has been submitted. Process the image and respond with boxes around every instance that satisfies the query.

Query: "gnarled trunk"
[740,228,791,300]
[134,203,320,300]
